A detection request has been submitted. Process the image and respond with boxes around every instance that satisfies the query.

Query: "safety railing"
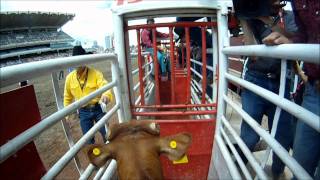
[217,30,319,180]
[0,53,126,179]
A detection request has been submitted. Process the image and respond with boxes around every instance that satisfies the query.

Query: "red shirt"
[141,29,169,48]
[292,0,320,81]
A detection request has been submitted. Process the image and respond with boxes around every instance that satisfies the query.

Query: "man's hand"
[100,95,110,104]
[262,32,292,45]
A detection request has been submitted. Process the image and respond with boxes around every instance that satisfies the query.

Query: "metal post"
[211,26,218,103]
[181,44,185,68]
[136,29,145,105]
[169,27,176,104]
[261,59,287,169]
[113,14,132,121]
[51,71,83,175]
[152,28,161,105]
[112,60,125,123]
[215,135,242,179]
[100,160,117,179]
[185,27,191,104]
[215,4,229,136]
[201,26,207,103]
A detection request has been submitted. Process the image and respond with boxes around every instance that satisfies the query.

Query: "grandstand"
[0,11,75,67]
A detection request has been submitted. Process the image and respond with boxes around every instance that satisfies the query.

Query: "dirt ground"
[1,60,131,179]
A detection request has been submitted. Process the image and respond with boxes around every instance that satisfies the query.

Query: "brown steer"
[85,120,192,180]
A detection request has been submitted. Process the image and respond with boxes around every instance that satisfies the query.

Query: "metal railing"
[218,27,319,180]
[213,5,320,179]
[0,53,125,179]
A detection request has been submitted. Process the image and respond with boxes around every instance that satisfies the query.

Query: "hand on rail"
[262,32,292,45]
[100,95,110,105]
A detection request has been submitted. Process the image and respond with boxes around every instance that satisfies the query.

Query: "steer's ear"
[159,133,192,161]
[85,144,114,167]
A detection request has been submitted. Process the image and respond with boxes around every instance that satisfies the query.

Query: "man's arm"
[141,29,152,47]
[156,31,169,38]
[96,71,113,104]
[63,75,73,107]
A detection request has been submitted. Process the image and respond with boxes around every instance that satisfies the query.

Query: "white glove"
[99,101,107,113]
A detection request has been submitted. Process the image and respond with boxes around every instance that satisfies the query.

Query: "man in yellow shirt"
[64,46,113,144]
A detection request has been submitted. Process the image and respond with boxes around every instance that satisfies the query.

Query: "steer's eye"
[92,148,101,156]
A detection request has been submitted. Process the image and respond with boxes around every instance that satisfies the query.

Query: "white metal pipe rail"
[225,73,320,132]
[220,127,252,180]
[0,53,118,87]
[221,116,267,179]
[223,94,312,179]
[190,58,214,72]
[0,80,116,163]
[101,160,117,179]
[131,60,153,75]
[42,103,120,179]
[215,135,242,179]
[133,70,152,91]
[222,44,320,63]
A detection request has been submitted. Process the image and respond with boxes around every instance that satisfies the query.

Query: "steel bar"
[223,95,312,179]
[191,79,214,104]
[1,53,117,87]
[152,28,160,105]
[169,27,176,104]
[132,103,216,109]
[220,127,253,180]
[201,26,207,104]
[51,72,83,175]
[191,67,203,79]
[190,58,214,72]
[215,6,229,136]
[222,44,320,63]
[100,160,117,179]
[80,164,96,180]
[221,116,267,179]
[261,59,287,169]
[111,60,125,123]
[185,27,191,104]
[181,44,185,68]
[132,109,216,116]
[136,29,145,105]
[215,135,242,180]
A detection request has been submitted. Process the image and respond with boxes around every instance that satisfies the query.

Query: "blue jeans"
[79,104,107,144]
[292,82,320,179]
[240,72,294,174]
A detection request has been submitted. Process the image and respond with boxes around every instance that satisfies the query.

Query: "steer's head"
[85,120,192,180]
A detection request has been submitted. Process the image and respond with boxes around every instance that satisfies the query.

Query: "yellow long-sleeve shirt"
[63,67,113,107]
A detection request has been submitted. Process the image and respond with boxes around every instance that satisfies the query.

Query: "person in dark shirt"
[263,0,320,179]
[237,1,298,177]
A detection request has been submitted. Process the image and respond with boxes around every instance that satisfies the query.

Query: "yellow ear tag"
[170,141,177,149]
[173,154,189,164]
[93,148,101,156]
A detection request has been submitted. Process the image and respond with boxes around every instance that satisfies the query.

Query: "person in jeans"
[236,2,298,177]
[64,45,113,144]
[141,18,170,77]
[263,0,320,178]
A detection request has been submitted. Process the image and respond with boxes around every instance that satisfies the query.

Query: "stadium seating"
[0,30,73,49]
